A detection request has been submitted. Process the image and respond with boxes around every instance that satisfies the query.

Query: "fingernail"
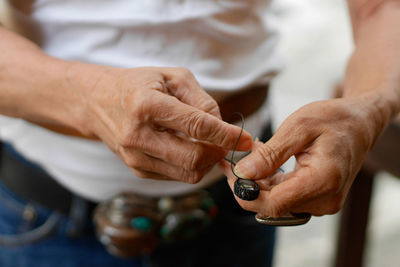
[254,137,259,143]
[234,160,257,179]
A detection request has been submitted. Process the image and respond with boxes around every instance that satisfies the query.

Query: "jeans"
[0,135,275,267]
[0,178,143,267]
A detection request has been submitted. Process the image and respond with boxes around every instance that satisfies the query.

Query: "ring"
[233,178,260,201]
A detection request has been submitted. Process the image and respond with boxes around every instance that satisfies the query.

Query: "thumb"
[234,122,314,179]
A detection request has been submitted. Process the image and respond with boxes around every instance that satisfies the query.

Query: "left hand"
[220,95,387,217]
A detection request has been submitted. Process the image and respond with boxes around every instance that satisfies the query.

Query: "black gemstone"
[234,178,260,201]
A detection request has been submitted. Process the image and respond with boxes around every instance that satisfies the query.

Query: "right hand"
[76,66,252,183]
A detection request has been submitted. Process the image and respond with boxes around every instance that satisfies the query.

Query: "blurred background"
[1,0,399,266]
[269,1,400,267]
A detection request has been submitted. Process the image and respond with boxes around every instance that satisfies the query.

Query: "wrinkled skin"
[79,66,252,183]
[221,93,388,217]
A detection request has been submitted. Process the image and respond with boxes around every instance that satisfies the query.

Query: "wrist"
[343,88,396,150]
[59,60,114,136]
[0,26,111,137]
[343,48,400,124]
[31,56,99,136]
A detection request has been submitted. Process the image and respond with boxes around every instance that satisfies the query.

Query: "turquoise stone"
[130,217,154,232]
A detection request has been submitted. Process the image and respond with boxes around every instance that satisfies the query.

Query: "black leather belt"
[0,143,76,214]
[0,122,272,218]
[0,142,247,218]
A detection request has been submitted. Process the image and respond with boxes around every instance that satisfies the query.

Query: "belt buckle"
[93,190,218,257]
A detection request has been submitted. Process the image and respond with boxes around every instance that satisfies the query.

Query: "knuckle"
[324,195,344,214]
[217,129,233,148]
[118,130,140,148]
[186,149,204,171]
[118,132,132,148]
[290,116,322,138]
[264,197,286,218]
[293,115,314,128]
[268,205,286,218]
[185,170,204,184]
[186,111,209,139]
[130,93,153,122]
[202,121,231,148]
[184,144,222,171]
[131,169,147,178]
[326,204,341,215]
[124,154,142,169]
[256,144,280,169]
[200,98,220,116]
[151,81,167,93]
[177,67,193,79]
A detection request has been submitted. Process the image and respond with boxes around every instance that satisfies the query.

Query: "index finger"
[151,92,253,151]
[161,67,221,119]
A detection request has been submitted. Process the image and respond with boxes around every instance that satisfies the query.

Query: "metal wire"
[223,113,284,174]
[223,112,245,179]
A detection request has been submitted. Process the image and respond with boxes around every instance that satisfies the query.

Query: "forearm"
[225,0,400,217]
[0,25,255,183]
[0,26,102,134]
[344,0,400,130]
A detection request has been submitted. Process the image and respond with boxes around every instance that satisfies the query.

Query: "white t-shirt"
[0,0,283,201]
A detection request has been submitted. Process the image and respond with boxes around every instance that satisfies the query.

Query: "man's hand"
[76,66,252,183]
[221,94,385,217]
[0,27,252,183]
[220,0,400,218]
